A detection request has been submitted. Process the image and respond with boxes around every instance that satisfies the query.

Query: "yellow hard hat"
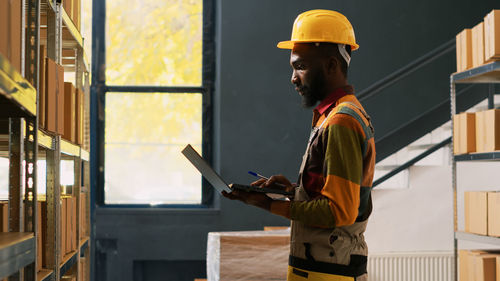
[277,9,359,51]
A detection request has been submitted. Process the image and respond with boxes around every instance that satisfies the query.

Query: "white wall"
[365,156,500,253]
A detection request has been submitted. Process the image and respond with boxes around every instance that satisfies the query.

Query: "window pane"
[105,0,202,86]
[105,93,202,204]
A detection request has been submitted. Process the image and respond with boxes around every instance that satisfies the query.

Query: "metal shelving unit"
[450,61,500,281]
[0,0,91,280]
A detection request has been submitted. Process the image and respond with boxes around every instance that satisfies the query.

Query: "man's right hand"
[251,174,295,194]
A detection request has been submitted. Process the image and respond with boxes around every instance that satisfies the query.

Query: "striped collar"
[314,85,354,115]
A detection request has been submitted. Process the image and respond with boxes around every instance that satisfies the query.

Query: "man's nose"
[291,70,299,85]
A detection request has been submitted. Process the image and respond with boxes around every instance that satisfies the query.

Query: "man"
[223,9,375,281]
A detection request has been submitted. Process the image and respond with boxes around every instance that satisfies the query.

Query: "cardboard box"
[456,28,473,72]
[45,58,58,133]
[459,250,470,281]
[73,0,81,31]
[476,109,500,152]
[465,191,488,235]
[61,198,67,256]
[63,83,76,142]
[66,197,72,253]
[75,88,84,145]
[56,64,65,135]
[80,193,87,238]
[453,114,460,154]
[488,192,500,237]
[472,22,486,68]
[497,257,500,281]
[63,0,73,20]
[0,202,8,232]
[41,201,48,267]
[207,230,290,280]
[72,196,77,251]
[484,10,500,62]
[39,45,47,129]
[456,112,476,154]
[471,253,498,281]
[0,0,22,73]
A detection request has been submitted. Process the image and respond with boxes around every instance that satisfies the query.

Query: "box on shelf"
[73,0,81,31]
[454,112,476,154]
[39,45,47,129]
[497,257,500,281]
[63,0,73,22]
[456,28,473,72]
[63,83,76,143]
[80,192,87,238]
[0,201,8,232]
[207,229,290,281]
[56,63,65,135]
[465,191,488,235]
[71,196,77,251]
[484,10,500,62]
[45,58,65,135]
[0,0,22,73]
[66,197,72,254]
[76,88,84,145]
[488,191,500,237]
[476,109,500,153]
[472,22,486,68]
[41,201,48,267]
[61,198,67,257]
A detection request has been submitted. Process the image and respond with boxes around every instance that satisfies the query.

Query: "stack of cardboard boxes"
[456,9,500,72]
[453,109,500,155]
[461,192,500,280]
[39,45,85,145]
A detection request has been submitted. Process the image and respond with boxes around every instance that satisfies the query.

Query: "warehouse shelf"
[59,250,78,277]
[455,232,500,246]
[80,149,89,162]
[37,269,54,281]
[454,151,500,161]
[0,54,37,117]
[0,233,36,279]
[61,139,81,157]
[80,237,89,254]
[452,61,500,83]
[39,130,55,151]
[42,0,90,72]
[450,56,500,281]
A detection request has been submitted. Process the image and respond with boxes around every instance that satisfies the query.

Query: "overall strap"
[335,102,374,157]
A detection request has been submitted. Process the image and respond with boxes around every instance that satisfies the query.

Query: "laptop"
[181,144,294,196]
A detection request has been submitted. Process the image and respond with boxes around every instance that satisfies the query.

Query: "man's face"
[290,44,327,108]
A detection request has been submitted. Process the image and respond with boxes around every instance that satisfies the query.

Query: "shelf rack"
[0,0,91,279]
[450,61,500,281]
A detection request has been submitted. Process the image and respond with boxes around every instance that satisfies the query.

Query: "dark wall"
[94,1,498,280]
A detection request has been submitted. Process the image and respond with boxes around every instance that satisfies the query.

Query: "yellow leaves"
[105,0,202,86]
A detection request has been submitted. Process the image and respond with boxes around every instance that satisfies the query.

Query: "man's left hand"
[222,189,272,211]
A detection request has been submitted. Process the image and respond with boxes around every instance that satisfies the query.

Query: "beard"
[299,72,327,108]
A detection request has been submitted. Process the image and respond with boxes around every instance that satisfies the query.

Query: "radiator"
[368,252,454,281]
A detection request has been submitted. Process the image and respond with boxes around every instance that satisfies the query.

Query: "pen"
[248,171,269,180]
[248,171,287,187]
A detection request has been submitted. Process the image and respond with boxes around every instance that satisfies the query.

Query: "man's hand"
[251,174,295,194]
[222,189,272,211]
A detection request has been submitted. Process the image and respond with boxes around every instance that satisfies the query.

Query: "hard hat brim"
[277,40,359,50]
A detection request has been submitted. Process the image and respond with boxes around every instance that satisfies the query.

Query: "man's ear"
[326,56,339,74]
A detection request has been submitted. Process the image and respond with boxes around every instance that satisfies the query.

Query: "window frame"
[91,0,215,208]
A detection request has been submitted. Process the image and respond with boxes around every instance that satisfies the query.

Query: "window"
[97,0,214,206]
